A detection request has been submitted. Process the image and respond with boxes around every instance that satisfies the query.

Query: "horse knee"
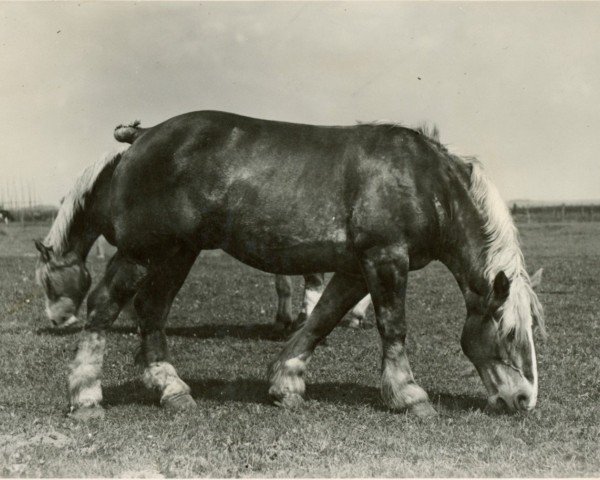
[86,287,115,328]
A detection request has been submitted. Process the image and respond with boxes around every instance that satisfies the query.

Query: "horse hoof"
[68,406,105,422]
[273,393,304,409]
[409,402,438,419]
[162,393,196,411]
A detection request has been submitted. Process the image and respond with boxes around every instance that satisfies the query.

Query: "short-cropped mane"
[44,144,129,255]
[467,159,545,339]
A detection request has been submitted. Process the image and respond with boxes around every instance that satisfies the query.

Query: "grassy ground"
[0,222,598,477]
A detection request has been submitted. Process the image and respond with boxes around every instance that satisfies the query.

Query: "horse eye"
[506,328,516,342]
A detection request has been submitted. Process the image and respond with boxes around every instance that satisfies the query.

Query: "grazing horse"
[35,111,544,420]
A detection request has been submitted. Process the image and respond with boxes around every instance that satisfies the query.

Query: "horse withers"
[35,111,545,419]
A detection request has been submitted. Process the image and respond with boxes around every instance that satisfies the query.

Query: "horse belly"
[220,223,358,275]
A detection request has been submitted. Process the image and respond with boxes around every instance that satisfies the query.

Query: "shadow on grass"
[37,323,289,341]
[103,378,378,408]
[103,377,485,413]
[428,391,488,413]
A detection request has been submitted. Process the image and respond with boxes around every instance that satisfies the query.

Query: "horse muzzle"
[51,315,80,329]
[477,362,537,413]
[488,390,536,413]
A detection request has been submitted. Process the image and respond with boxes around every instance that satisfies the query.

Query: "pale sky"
[1,1,599,205]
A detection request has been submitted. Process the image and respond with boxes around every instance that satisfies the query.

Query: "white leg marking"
[68,331,106,409]
[142,361,190,402]
[269,354,309,398]
[380,343,429,409]
[301,288,322,318]
[350,294,372,320]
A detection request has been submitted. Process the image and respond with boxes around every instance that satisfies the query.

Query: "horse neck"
[46,146,124,264]
[66,220,100,261]
[50,175,111,262]
[439,196,491,299]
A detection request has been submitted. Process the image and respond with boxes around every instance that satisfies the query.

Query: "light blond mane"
[44,145,129,255]
[468,160,545,339]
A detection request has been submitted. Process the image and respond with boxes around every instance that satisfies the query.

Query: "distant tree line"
[511,203,600,223]
[0,205,58,224]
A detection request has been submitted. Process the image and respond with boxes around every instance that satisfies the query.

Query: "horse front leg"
[68,252,146,420]
[269,272,367,408]
[135,248,199,411]
[360,245,436,418]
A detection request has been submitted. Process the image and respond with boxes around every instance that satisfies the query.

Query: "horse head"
[461,268,544,413]
[34,240,91,328]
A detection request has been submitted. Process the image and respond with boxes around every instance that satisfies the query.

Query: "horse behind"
[35,110,544,419]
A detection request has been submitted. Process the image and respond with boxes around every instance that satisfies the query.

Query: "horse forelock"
[467,160,545,341]
[44,144,129,255]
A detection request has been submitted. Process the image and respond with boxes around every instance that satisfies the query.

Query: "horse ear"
[530,268,543,290]
[34,240,53,263]
[491,271,510,308]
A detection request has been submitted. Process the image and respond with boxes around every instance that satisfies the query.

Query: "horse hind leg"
[274,275,293,328]
[274,273,325,331]
[68,252,146,420]
[295,273,325,328]
[347,293,372,328]
[135,248,199,411]
[268,272,367,408]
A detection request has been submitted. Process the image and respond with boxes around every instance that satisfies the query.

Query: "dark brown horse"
[36,111,544,420]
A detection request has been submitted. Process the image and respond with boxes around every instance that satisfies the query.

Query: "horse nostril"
[51,320,58,327]
[516,393,531,411]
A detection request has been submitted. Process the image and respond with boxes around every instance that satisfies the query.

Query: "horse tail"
[114,120,145,144]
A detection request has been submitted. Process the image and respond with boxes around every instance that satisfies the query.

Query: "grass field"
[0,222,598,477]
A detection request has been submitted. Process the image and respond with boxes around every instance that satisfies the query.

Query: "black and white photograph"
[0,1,598,477]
